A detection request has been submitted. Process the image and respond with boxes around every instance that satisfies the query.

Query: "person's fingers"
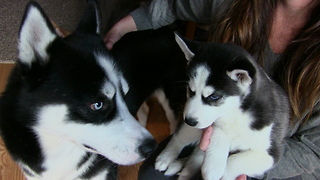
[104,29,119,50]
[199,127,246,180]
[104,15,137,50]
[106,41,113,50]
[105,32,122,50]
[199,126,213,151]
[236,174,247,180]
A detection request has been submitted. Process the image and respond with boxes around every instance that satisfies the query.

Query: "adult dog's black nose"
[185,117,198,126]
[139,138,157,158]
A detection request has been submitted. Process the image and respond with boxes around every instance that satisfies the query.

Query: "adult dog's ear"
[76,0,100,35]
[18,1,57,69]
[174,33,200,62]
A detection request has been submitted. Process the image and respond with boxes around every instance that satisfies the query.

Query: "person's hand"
[199,126,213,151]
[199,126,247,180]
[236,174,247,180]
[104,15,137,50]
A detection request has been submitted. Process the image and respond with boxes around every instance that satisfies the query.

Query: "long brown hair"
[209,0,275,64]
[276,4,320,123]
[210,0,320,123]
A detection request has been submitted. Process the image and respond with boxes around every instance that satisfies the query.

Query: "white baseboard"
[0,61,15,64]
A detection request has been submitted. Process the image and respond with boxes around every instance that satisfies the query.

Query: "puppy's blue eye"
[208,95,221,101]
[90,102,104,111]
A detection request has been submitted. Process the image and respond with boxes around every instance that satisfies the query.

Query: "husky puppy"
[0,1,187,179]
[155,35,289,180]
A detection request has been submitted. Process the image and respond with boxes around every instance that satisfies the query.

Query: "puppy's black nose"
[185,117,198,126]
[139,138,157,158]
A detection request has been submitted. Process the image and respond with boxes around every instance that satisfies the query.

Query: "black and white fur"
[0,1,187,179]
[155,35,290,180]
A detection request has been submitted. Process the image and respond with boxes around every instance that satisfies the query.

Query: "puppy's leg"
[162,146,204,177]
[162,156,189,176]
[154,90,178,133]
[202,127,229,180]
[24,175,39,180]
[163,104,178,134]
[178,147,204,180]
[155,123,202,172]
[90,169,112,180]
[136,101,149,127]
[222,150,273,180]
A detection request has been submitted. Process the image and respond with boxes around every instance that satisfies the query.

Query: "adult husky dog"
[154,35,289,180]
[0,1,186,179]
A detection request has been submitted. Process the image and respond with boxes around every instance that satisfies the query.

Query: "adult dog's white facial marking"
[34,104,152,166]
[32,105,91,179]
[102,81,116,99]
[95,54,129,97]
[120,75,129,94]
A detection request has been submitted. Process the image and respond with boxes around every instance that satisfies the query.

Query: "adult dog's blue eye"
[90,102,104,111]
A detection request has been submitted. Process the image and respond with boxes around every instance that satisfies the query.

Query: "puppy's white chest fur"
[215,109,273,152]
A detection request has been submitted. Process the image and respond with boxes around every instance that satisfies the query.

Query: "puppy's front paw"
[221,174,236,180]
[155,150,178,172]
[164,159,186,176]
[178,148,204,180]
[201,159,224,180]
[202,168,222,180]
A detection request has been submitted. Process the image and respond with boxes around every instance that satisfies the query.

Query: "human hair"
[209,0,320,124]
[209,0,275,64]
[275,4,320,123]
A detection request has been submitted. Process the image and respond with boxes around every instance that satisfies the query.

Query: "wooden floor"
[0,63,171,180]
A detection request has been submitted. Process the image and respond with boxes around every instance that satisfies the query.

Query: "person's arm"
[104,0,223,49]
[264,103,320,179]
[131,0,222,30]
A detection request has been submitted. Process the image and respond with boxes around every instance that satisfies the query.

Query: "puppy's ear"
[227,69,252,87]
[174,33,201,62]
[76,0,100,34]
[18,1,57,69]
[227,56,256,92]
